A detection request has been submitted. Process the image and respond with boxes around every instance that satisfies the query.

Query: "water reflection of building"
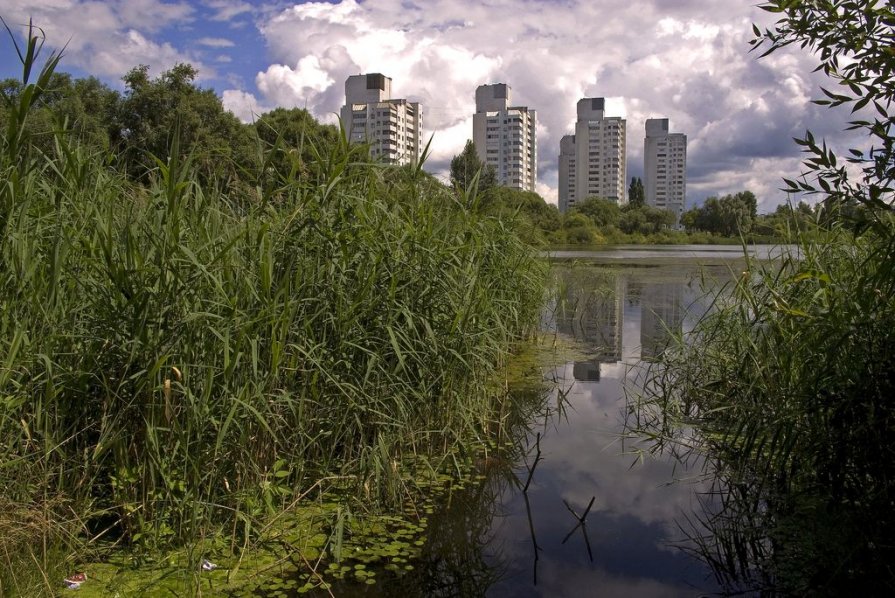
[640,282,684,359]
[572,360,600,382]
[555,271,624,364]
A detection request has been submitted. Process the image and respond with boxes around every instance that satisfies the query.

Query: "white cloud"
[537,179,558,206]
[227,0,844,210]
[254,58,336,112]
[88,29,198,78]
[203,0,253,22]
[115,0,193,33]
[1,0,203,79]
[222,89,268,122]
[425,117,474,180]
[197,37,235,48]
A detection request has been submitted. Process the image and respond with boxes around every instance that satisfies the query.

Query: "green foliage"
[0,19,63,174]
[636,233,895,593]
[479,187,560,244]
[252,107,340,176]
[680,191,757,236]
[750,200,818,237]
[563,223,596,244]
[753,0,894,231]
[619,204,675,234]
[114,63,256,183]
[0,73,118,155]
[570,196,621,228]
[449,140,496,197]
[627,176,645,208]
[552,197,679,244]
[0,27,547,592]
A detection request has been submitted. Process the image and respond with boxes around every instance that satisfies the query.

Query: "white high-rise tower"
[644,118,687,225]
[340,73,422,165]
[472,83,537,192]
[559,98,626,212]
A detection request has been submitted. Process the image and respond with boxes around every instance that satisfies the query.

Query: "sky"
[0,0,863,212]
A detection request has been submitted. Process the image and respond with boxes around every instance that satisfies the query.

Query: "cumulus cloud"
[90,29,201,79]
[2,0,204,79]
[222,89,269,122]
[221,0,855,211]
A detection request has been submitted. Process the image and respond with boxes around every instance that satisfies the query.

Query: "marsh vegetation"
[0,25,546,596]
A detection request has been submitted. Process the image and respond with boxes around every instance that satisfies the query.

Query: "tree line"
[449,139,821,245]
[0,63,340,193]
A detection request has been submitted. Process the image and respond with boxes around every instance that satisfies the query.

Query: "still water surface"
[483,257,733,597]
[547,243,792,263]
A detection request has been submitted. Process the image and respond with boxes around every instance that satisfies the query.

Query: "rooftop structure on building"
[472,83,537,192]
[339,73,422,166]
[644,118,687,227]
[558,98,626,212]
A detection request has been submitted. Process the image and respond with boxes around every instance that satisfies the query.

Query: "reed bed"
[0,39,547,593]
[631,227,895,593]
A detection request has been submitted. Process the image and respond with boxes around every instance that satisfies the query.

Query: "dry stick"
[299,552,336,598]
[522,432,542,493]
[561,521,582,545]
[562,495,595,524]
[582,524,594,563]
[523,492,540,586]
[522,433,544,584]
[561,496,597,559]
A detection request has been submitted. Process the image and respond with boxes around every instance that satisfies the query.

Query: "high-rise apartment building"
[340,73,422,165]
[558,135,577,209]
[558,98,626,212]
[644,118,687,225]
[472,83,537,192]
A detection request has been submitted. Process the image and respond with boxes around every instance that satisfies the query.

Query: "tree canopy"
[571,197,622,228]
[619,204,675,234]
[114,63,256,183]
[680,191,758,236]
[628,177,645,208]
[449,139,496,196]
[252,107,341,184]
[0,72,118,156]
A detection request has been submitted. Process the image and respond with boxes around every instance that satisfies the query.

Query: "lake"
[479,253,740,597]
[547,243,794,264]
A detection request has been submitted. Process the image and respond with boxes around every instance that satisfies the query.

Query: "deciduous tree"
[114,63,255,183]
[628,176,645,208]
[570,197,621,228]
[753,0,895,232]
[449,140,496,195]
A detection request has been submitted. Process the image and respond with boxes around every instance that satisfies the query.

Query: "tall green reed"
[0,26,546,594]
[630,224,895,593]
